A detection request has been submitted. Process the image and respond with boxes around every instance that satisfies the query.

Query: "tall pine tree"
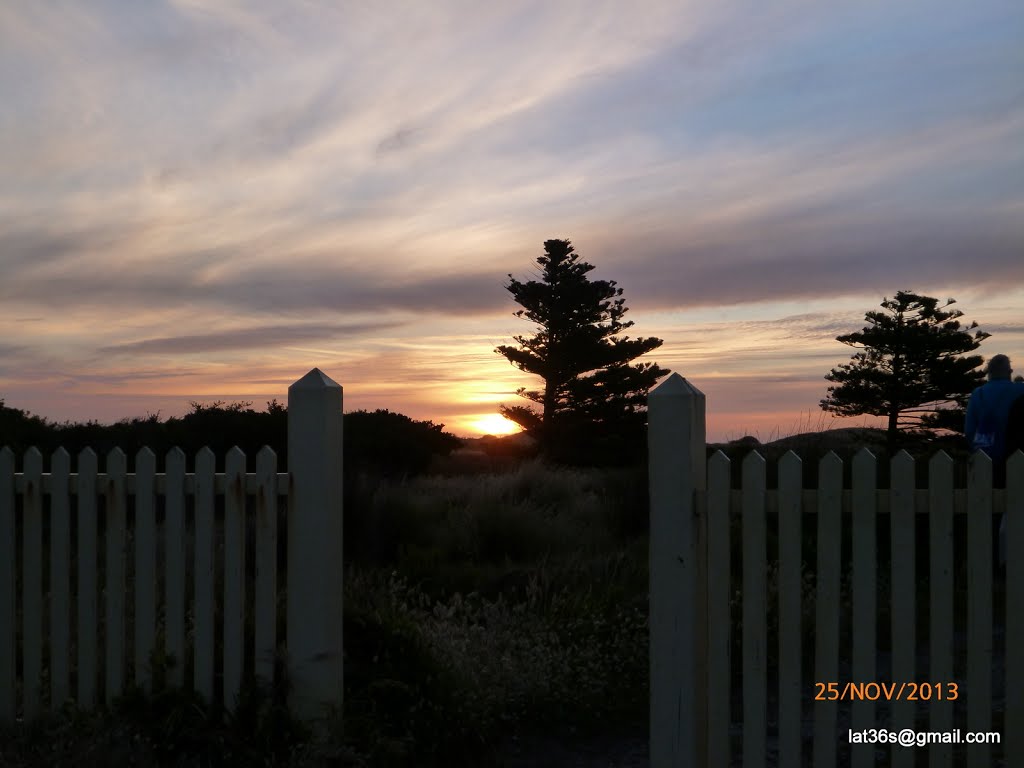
[495,239,667,462]
[820,291,989,447]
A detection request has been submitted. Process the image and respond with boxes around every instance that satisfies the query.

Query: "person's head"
[987,354,1012,381]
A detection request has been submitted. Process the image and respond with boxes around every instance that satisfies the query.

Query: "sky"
[1,0,1022,443]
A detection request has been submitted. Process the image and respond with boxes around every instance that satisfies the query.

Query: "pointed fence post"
[648,373,707,768]
[287,368,344,721]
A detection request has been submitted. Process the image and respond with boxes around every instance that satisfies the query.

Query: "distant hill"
[738,427,888,454]
[464,426,894,459]
[711,426,964,460]
[460,432,538,453]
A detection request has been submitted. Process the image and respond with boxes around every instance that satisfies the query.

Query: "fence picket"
[967,451,993,768]
[135,448,157,691]
[850,448,876,768]
[813,452,842,768]
[646,374,705,767]
[23,448,43,718]
[165,448,187,689]
[1006,451,1024,764]
[50,448,71,708]
[777,450,802,768]
[707,451,730,767]
[0,448,14,720]
[194,447,216,701]
[105,448,127,704]
[77,449,98,707]
[929,452,954,768]
[164,448,187,688]
[741,451,767,766]
[224,447,247,707]
[889,451,916,768]
[254,447,278,684]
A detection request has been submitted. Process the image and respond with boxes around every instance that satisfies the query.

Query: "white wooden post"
[0,448,14,721]
[648,373,706,768]
[287,368,344,720]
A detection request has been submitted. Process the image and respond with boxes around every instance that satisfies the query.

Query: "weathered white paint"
[287,367,344,721]
[647,372,705,768]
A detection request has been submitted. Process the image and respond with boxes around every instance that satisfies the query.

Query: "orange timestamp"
[815,681,959,702]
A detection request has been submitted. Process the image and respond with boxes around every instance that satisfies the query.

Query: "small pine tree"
[820,290,989,447]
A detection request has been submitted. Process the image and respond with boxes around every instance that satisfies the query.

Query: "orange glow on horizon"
[466,413,522,436]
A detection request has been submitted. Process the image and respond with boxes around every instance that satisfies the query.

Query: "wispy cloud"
[1,0,1021,437]
[97,321,406,355]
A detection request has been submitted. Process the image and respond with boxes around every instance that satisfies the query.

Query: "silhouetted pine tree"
[820,291,989,449]
[495,239,667,464]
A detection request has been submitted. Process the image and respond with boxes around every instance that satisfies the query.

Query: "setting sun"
[468,413,522,436]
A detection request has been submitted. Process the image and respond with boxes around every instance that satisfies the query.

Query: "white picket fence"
[649,372,1024,767]
[0,368,344,723]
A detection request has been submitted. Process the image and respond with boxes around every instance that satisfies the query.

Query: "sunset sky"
[2,1,1022,442]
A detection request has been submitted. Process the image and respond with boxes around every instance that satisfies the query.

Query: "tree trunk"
[886,410,900,452]
[541,384,556,457]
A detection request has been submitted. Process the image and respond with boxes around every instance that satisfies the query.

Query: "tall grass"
[345,458,648,595]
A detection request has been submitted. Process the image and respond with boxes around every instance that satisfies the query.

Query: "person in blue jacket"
[966,354,1024,473]
[965,354,1024,566]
